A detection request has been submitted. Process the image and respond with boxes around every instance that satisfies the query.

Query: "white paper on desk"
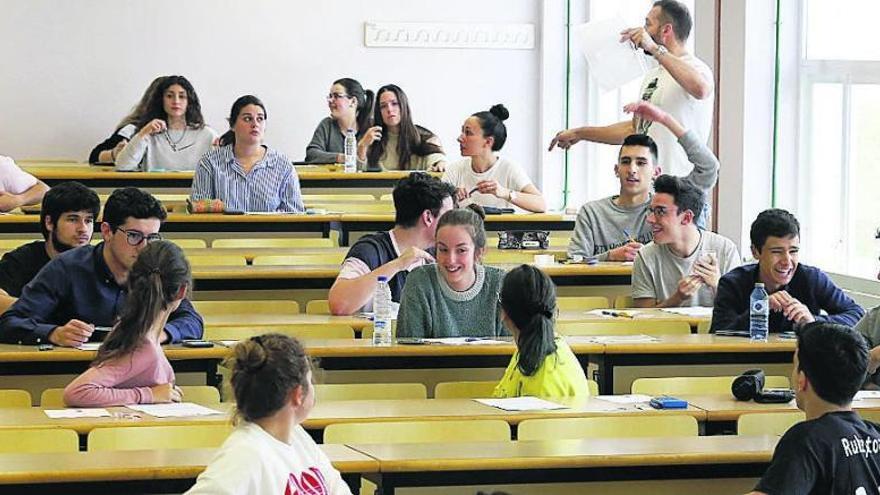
[854,391,880,401]
[76,343,102,351]
[585,309,642,318]
[573,17,648,91]
[125,402,223,418]
[475,397,568,411]
[595,394,653,404]
[421,337,508,346]
[659,307,714,317]
[217,340,239,348]
[45,408,111,419]
[570,334,659,344]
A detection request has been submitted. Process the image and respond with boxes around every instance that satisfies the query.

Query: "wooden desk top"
[190,262,632,280]
[598,334,796,354]
[0,343,227,363]
[304,397,704,429]
[683,394,880,421]
[556,309,710,326]
[349,435,776,472]
[0,404,233,434]
[204,313,374,329]
[340,212,575,223]
[0,444,375,484]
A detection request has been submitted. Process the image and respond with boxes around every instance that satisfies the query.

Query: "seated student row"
[84,75,547,213]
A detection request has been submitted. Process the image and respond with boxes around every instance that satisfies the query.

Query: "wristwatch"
[653,45,669,58]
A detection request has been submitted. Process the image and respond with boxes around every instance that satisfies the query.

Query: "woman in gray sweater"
[396,206,507,339]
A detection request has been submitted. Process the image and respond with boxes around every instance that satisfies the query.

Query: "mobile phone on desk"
[181,340,214,348]
[649,396,688,409]
[396,338,427,345]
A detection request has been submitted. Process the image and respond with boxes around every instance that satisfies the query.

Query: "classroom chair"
[305,300,331,315]
[252,253,346,266]
[556,296,610,311]
[315,383,428,401]
[697,320,712,333]
[193,300,300,316]
[205,324,354,341]
[167,238,208,249]
[0,429,79,453]
[212,238,335,248]
[0,239,37,250]
[556,320,690,336]
[482,251,540,264]
[87,424,233,451]
[737,411,805,436]
[186,255,247,266]
[324,419,510,495]
[434,380,600,399]
[548,235,570,248]
[517,415,699,441]
[614,295,634,308]
[40,386,220,408]
[0,389,33,408]
[631,375,791,395]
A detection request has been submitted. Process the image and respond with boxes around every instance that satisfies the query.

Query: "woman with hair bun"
[186,333,352,494]
[443,104,547,213]
[305,77,374,165]
[494,264,589,398]
[63,241,191,407]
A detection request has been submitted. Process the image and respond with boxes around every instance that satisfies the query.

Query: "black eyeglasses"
[116,228,162,246]
[326,93,351,101]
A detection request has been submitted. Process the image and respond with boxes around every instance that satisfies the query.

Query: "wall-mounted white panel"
[365,22,535,49]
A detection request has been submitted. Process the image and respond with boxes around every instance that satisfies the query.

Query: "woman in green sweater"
[493,265,590,398]
[396,206,507,338]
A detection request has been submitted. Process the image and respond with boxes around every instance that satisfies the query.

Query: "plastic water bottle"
[372,276,393,346]
[344,128,357,173]
[749,282,769,341]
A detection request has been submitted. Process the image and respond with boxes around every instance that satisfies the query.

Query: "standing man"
[0,187,203,346]
[550,1,713,219]
[0,182,100,311]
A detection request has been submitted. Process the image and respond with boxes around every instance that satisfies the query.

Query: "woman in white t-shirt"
[443,104,546,213]
[186,334,352,495]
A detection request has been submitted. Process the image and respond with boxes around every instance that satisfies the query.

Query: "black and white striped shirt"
[191,145,305,213]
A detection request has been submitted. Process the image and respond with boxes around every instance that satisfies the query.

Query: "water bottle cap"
[755,282,765,288]
[377,276,388,282]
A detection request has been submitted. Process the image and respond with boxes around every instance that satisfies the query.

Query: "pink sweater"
[63,339,175,407]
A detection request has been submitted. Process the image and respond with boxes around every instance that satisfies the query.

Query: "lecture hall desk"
[0,445,373,494]
[20,161,431,189]
[190,261,632,291]
[349,435,777,495]
[0,437,775,494]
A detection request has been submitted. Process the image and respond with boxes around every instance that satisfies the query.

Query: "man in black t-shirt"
[328,173,455,314]
[749,322,880,495]
[0,182,99,311]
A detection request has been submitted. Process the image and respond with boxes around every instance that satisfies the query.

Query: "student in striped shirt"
[191,95,304,213]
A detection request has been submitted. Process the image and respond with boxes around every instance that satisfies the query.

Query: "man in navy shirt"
[0,187,203,347]
[328,173,456,315]
[750,322,880,495]
[712,209,863,333]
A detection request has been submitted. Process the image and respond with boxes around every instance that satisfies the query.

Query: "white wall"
[0,0,541,178]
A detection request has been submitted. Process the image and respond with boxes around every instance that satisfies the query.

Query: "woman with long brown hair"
[63,240,191,407]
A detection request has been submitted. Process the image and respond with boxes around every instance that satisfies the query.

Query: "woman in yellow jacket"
[493,264,590,398]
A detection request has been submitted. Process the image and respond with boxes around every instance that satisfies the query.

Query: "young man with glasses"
[632,174,740,308]
[0,187,203,347]
[0,181,100,312]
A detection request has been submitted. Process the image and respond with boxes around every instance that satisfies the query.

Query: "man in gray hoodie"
[567,100,719,262]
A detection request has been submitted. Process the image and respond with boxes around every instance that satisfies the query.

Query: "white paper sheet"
[217,340,239,348]
[573,17,648,91]
[125,402,223,418]
[474,397,568,411]
[420,338,508,346]
[585,309,642,318]
[595,394,653,404]
[854,391,880,401]
[659,307,714,317]
[45,408,111,419]
[76,343,102,351]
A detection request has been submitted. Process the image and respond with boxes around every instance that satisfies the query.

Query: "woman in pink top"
[63,241,190,407]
